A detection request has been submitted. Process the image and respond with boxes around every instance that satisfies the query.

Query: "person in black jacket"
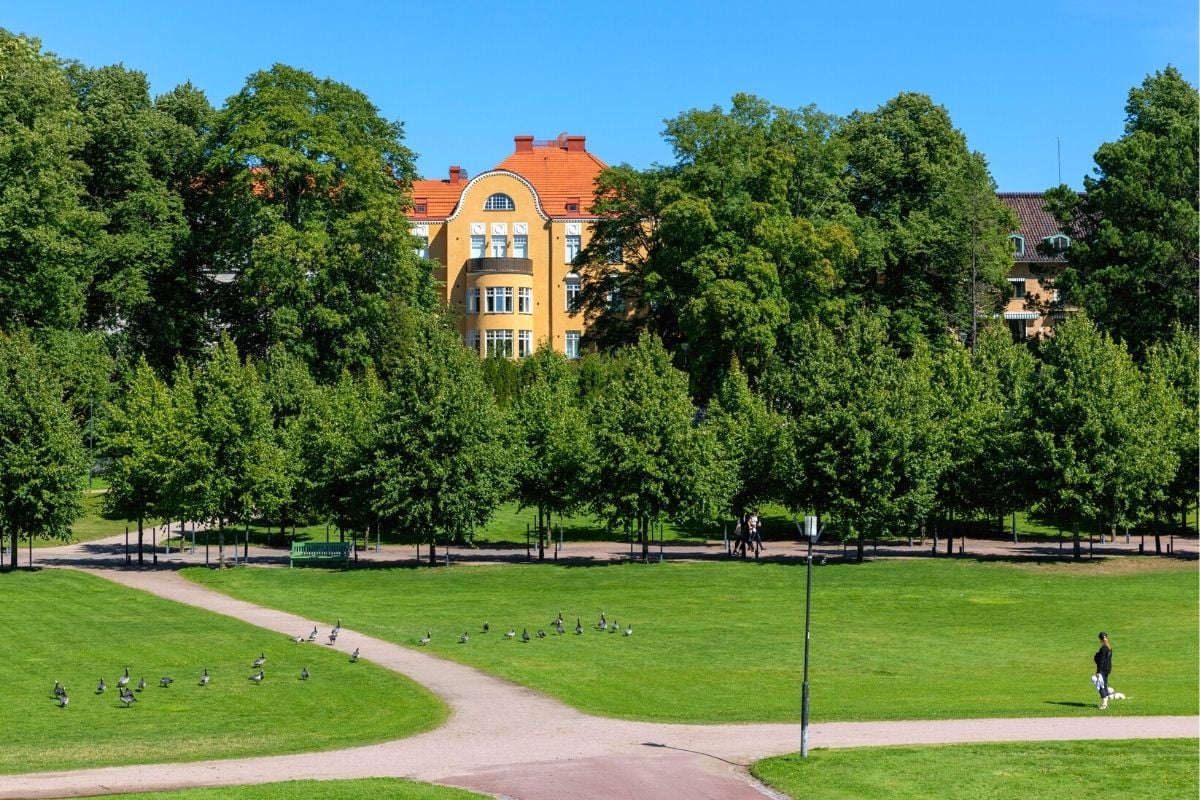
[1094,631,1113,709]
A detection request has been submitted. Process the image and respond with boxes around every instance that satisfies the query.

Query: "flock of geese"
[51,620,352,709]
[52,613,633,708]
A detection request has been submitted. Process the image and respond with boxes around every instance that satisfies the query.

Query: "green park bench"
[289,541,351,568]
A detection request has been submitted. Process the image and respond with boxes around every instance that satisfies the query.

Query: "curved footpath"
[3,534,1197,800]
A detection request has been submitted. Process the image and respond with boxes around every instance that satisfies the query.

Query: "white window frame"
[565,274,581,312]
[465,330,479,353]
[485,329,514,358]
[518,287,533,314]
[485,286,513,314]
[565,331,581,360]
[491,234,507,257]
[565,234,581,264]
[470,234,485,258]
[513,234,528,258]
[484,193,515,211]
[465,287,479,314]
[518,330,533,358]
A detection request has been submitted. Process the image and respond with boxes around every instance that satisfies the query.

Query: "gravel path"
[2,533,1195,800]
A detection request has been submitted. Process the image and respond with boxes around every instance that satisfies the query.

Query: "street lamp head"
[800,516,822,545]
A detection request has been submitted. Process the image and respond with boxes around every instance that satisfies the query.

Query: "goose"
[199,668,210,687]
[58,688,69,708]
[96,678,106,694]
[291,634,305,644]
[327,630,338,644]
[537,628,546,639]
[554,620,565,635]
[300,667,310,681]
[459,632,469,644]
[624,624,633,636]
[419,631,431,646]
[159,676,174,687]
[610,621,619,634]
[598,613,607,631]
[332,618,342,632]
[136,677,146,692]
[521,628,530,643]
[119,688,137,707]
[117,667,130,689]
[253,652,266,668]
[350,648,360,662]
[482,622,490,634]
[53,680,65,699]
[249,669,264,684]
[308,627,318,642]
[505,628,516,640]
[575,619,583,635]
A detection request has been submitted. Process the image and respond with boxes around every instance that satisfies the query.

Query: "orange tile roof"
[409,135,608,221]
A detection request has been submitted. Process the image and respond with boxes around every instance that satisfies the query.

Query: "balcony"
[467,257,533,275]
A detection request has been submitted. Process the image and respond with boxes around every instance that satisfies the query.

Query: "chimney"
[565,135,586,153]
[448,165,463,184]
[514,135,534,153]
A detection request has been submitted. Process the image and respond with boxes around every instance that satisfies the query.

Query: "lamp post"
[800,515,822,758]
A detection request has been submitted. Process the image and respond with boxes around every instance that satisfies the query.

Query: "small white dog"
[1091,673,1126,700]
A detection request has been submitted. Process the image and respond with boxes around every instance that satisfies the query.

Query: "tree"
[0,330,86,568]
[372,307,510,564]
[1043,67,1199,358]
[705,360,785,520]
[1028,315,1178,557]
[100,357,174,564]
[509,346,595,558]
[1144,324,1199,546]
[204,64,435,379]
[837,93,1016,349]
[0,30,103,330]
[585,336,732,560]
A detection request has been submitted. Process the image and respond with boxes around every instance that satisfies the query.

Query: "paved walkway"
[2,532,1196,799]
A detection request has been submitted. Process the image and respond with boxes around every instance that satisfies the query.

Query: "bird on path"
[119,688,137,707]
[159,676,174,687]
[521,628,530,643]
[505,628,516,640]
[575,619,583,635]
[253,652,266,668]
[300,667,310,680]
[117,667,130,689]
[249,669,264,684]
[96,678,106,694]
[332,618,342,632]
[419,631,431,646]
[537,628,546,639]
[199,668,210,687]
[291,634,305,644]
[308,627,318,642]
[350,648,360,662]
[459,632,469,644]
[136,677,146,692]
[58,688,69,708]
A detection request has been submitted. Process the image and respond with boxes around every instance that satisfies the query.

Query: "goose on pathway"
[308,627,318,642]
[327,629,338,644]
[291,634,305,644]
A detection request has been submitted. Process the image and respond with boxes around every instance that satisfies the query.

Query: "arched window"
[1043,233,1071,252]
[484,193,515,211]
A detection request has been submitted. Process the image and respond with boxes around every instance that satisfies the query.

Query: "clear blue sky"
[7,0,1197,191]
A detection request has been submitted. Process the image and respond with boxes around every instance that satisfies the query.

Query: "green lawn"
[185,558,1199,723]
[0,569,447,775]
[96,779,485,800]
[753,739,1200,800]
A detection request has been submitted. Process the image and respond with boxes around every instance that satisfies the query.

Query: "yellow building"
[998,192,1073,341]
[408,134,611,358]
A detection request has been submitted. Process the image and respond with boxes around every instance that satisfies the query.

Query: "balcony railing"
[467,257,533,274]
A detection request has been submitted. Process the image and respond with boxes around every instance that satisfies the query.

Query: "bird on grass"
[521,628,530,643]
[537,629,546,639]
[199,668,210,687]
[482,622,490,634]
[598,613,607,631]
[419,631,432,646]
[300,667,310,681]
[308,627,318,642]
[624,625,633,636]
[253,652,266,668]
[53,680,65,699]
[575,619,583,635]
[119,688,137,707]
[291,634,305,644]
[350,648,360,663]
[96,678,106,694]
[554,620,565,635]
[58,688,69,708]
[136,677,146,692]
[159,676,174,688]
[117,667,130,690]
[459,632,469,644]
[505,628,516,640]
[609,621,618,634]
[249,669,264,684]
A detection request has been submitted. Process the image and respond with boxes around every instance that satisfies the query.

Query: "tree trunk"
[428,532,437,566]
[855,524,865,563]
[641,515,650,562]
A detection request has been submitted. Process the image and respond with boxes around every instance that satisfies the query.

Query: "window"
[607,244,623,264]
[413,198,428,214]
[565,234,581,264]
[491,235,507,257]
[1009,235,1025,257]
[484,193,515,211]
[518,287,533,314]
[606,277,624,312]
[470,234,485,258]
[565,274,581,312]
[565,331,581,360]
[565,196,580,213]
[414,236,429,259]
[1009,278,1027,299]
[518,330,533,357]
[465,330,479,353]
[486,329,514,357]
[513,234,528,258]
[465,287,479,314]
[485,286,513,313]
[1044,233,1070,252]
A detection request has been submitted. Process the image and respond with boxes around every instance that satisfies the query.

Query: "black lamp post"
[800,515,822,758]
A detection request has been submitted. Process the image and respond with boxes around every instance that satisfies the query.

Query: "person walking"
[1093,631,1113,709]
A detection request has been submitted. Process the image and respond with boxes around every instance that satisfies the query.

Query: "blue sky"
[6,0,1196,191]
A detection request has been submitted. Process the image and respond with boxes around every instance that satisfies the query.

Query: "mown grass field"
[97,779,485,800]
[0,570,447,774]
[753,739,1200,800]
[185,558,1198,723]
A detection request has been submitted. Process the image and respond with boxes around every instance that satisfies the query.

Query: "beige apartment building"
[998,192,1072,341]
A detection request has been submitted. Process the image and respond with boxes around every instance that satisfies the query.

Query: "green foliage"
[1044,67,1198,357]
[0,330,87,566]
[1143,325,1198,526]
[705,360,785,515]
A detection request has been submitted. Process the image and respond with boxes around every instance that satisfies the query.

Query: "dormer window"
[484,193,516,211]
[1009,235,1025,257]
[565,196,580,213]
[1044,233,1070,252]
[413,198,428,214]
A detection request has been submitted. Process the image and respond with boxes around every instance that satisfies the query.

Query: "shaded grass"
[185,558,1198,724]
[0,570,447,775]
[752,739,1199,800]
[98,779,485,800]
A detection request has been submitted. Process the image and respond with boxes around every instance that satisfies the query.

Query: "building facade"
[998,192,1071,341]
[408,135,610,358]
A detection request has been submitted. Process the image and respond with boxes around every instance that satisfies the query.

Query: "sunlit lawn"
[186,558,1198,724]
[0,570,447,774]
[753,739,1199,800]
